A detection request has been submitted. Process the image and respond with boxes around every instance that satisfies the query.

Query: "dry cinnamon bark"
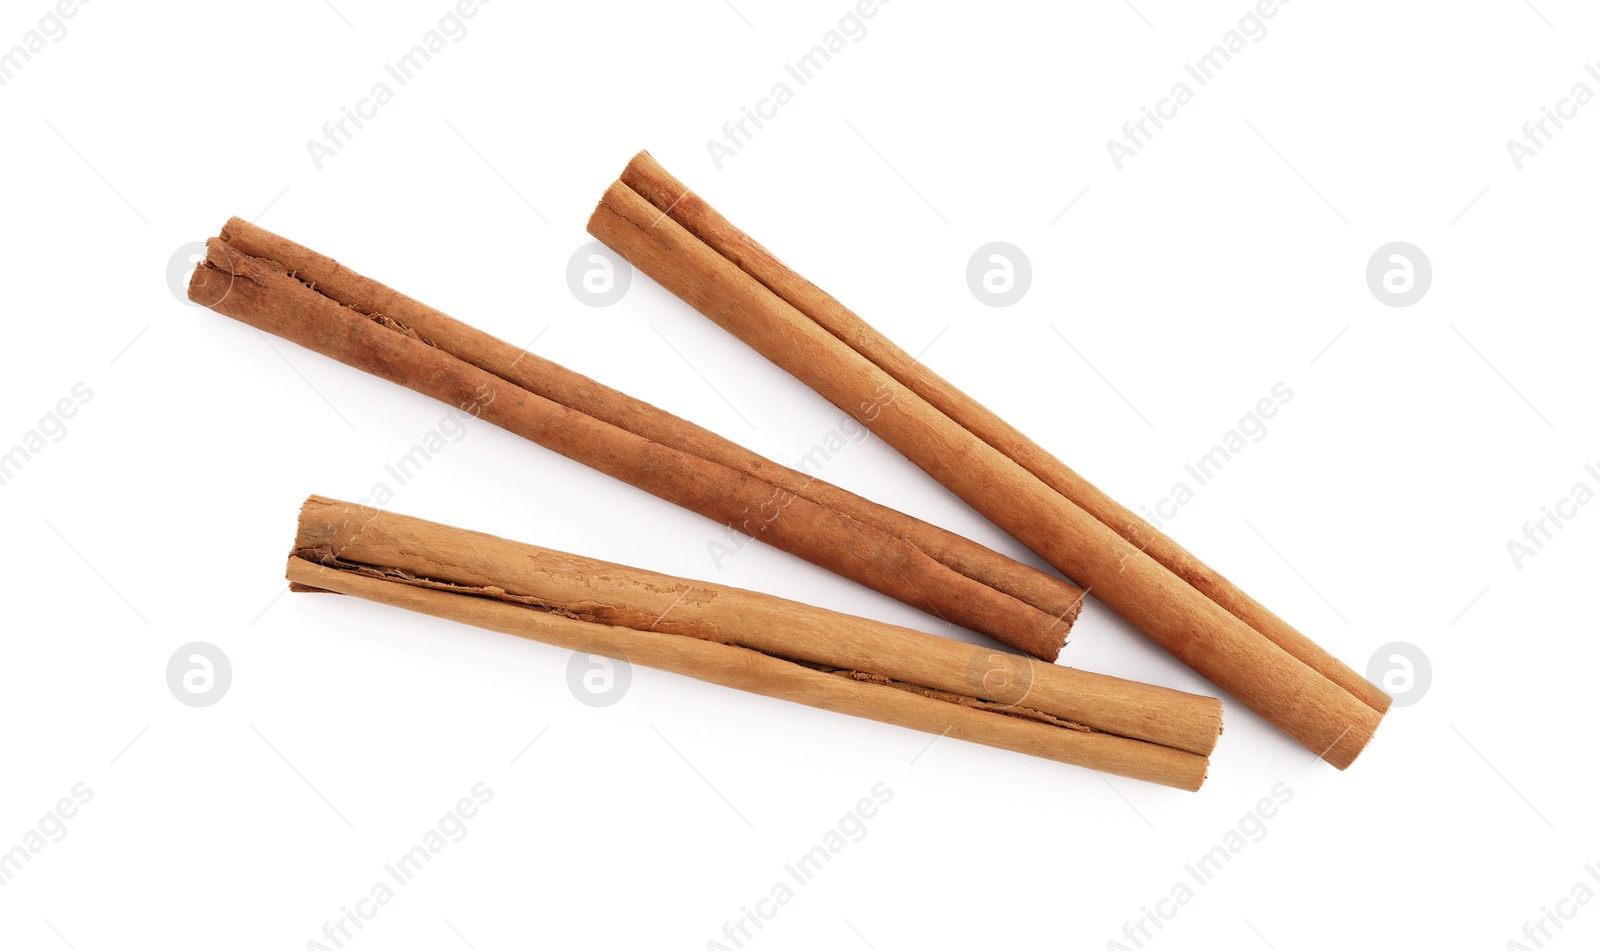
[621,152,1388,717]
[289,495,1220,789]
[189,219,1083,660]
[588,153,1388,769]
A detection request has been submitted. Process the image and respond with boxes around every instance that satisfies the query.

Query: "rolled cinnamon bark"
[620,153,1389,717]
[587,154,1387,768]
[289,495,1221,789]
[189,219,1083,660]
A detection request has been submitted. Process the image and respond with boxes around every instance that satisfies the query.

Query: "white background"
[2,1,1597,948]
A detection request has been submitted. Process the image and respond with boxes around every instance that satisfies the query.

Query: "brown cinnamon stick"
[587,153,1388,769]
[289,495,1221,789]
[621,152,1389,717]
[189,219,1084,660]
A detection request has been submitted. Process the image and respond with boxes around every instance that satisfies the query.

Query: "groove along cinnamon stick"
[289,495,1221,789]
[587,151,1388,769]
[188,218,1084,660]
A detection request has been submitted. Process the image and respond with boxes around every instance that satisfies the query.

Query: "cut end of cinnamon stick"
[1319,714,1385,771]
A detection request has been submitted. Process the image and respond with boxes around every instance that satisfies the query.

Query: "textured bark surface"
[189,218,1085,660]
[289,495,1220,790]
[589,153,1388,768]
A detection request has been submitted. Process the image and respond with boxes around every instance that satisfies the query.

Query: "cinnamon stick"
[289,495,1221,789]
[189,219,1084,660]
[622,153,1390,718]
[587,153,1388,768]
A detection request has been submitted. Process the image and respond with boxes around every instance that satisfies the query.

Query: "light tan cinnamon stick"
[289,495,1220,789]
[587,153,1388,768]
[189,219,1083,661]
